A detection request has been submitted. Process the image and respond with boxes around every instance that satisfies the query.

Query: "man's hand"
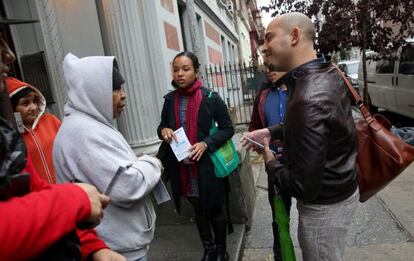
[263,137,276,164]
[75,183,110,228]
[241,128,271,151]
[161,128,178,143]
[92,248,126,261]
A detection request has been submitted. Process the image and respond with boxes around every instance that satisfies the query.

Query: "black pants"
[268,175,292,261]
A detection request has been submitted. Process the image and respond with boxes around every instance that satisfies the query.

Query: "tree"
[261,0,414,109]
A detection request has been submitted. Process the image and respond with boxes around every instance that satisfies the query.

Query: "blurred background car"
[338,60,360,93]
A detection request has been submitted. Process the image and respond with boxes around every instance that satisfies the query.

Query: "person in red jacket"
[0,19,124,261]
[245,68,290,261]
[6,77,60,183]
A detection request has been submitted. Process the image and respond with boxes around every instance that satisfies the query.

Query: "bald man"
[243,12,358,261]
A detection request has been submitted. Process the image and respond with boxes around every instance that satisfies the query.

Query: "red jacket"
[0,156,107,260]
[249,82,272,131]
[23,114,61,183]
[6,77,60,183]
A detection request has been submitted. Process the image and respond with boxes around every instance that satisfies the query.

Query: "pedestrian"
[246,12,359,261]
[244,68,290,261]
[4,75,127,260]
[53,53,163,261]
[0,22,123,260]
[6,77,60,184]
[157,51,234,261]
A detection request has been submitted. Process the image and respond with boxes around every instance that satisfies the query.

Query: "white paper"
[152,181,171,205]
[169,127,192,162]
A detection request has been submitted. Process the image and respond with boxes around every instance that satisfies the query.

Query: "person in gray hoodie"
[53,53,163,261]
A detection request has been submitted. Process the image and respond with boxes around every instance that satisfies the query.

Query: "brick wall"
[160,0,174,13]
[208,46,223,65]
[164,22,180,51]
[204,21,221,45]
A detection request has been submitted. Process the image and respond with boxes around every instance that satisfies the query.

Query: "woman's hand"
[263,137,276,164]
[161,128,177,143]
[92,248,126,261]
[189,142,208,161]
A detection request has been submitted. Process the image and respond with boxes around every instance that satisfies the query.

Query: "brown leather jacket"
[266,56,358,204]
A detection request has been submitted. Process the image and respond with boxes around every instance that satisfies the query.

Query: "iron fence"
[203,62,266,126]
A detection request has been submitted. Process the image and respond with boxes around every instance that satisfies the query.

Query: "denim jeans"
[297,188,359,261]
[135,255,148,261]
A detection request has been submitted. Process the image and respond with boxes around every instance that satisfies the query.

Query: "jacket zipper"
[28,130,54,184]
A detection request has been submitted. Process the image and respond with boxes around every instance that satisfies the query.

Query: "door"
[370,57,397,111]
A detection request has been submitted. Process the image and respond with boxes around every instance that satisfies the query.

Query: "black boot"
[212,218,229,261]
[195,214,216,261]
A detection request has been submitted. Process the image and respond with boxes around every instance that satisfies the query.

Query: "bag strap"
[332,64,382,131]
[208,91,215,126]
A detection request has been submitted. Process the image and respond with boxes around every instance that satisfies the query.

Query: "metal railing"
[203,62,266,126]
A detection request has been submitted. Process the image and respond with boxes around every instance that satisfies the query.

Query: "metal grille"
[203,62,265,126]
[20,51,55,105]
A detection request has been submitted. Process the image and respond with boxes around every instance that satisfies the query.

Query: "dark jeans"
[268,175,292,261]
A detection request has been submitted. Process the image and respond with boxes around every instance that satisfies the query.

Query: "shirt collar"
[274,54,327,89]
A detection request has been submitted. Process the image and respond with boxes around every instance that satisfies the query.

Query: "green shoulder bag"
[207,92,239,177]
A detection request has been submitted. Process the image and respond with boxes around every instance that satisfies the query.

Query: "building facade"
[2,0,263,155]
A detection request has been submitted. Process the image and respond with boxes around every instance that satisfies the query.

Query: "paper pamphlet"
[152,181,171,204]
[169,127,192,162]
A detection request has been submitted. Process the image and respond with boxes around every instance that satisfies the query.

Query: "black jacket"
[266,57,358,204]
[157,86,234,211]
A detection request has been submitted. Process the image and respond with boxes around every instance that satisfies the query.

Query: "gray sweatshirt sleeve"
[77,149,162,208]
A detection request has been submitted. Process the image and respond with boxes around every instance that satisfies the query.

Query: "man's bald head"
[270,12,315,43]
[262,12,317,72]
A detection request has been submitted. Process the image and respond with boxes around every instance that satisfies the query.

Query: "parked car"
[338,60,360,92]
[358,39,414,119]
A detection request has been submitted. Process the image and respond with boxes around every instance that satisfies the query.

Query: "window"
[399,44,414,75]
[376,58,395,74]
[347,63,358,75]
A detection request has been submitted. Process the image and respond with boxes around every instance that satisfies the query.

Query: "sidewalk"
[242,156,414,261]
[147,134,252,261]
[147,150,414,260]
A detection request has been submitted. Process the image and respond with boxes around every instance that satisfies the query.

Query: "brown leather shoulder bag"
[334,64,414,202]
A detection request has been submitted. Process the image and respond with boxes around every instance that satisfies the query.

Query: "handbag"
[207,92,239,177]
[209,120,239,177]
[335,64,414,202]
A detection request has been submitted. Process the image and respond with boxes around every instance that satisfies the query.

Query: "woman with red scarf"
[157,52,234,261]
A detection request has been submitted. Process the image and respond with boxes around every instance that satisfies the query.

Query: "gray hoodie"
[53,53,162,260]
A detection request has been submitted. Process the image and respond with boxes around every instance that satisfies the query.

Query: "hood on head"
[5,77,46,129]
[63,53,116,124]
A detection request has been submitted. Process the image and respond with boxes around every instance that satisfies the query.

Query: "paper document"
[169,127,192,162]
[152,181,171,204]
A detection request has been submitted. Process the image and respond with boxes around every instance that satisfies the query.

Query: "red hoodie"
[6,77,60,184]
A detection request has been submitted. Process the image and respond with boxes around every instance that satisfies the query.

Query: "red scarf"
[174,79,203,196]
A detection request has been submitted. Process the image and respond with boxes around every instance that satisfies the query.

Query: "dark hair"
[112,59,125,91]
[173,51,200,70]
[10,88,34,110]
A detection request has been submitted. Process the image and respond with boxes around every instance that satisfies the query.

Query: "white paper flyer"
[169,127,192,162]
